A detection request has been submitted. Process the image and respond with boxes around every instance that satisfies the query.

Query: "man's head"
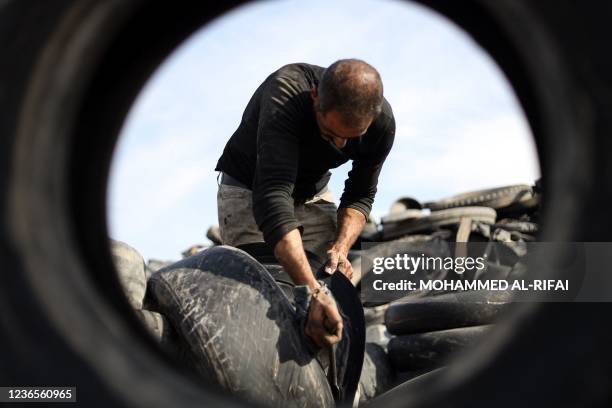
[311,59,384,149]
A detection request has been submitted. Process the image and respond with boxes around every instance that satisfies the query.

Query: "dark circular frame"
[2,0,611,407]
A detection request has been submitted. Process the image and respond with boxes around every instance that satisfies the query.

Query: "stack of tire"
[378,182,539,243]
[384,290,510,376]
[115,242,366,407]
[129,183,541,405]
[353,183,540,402]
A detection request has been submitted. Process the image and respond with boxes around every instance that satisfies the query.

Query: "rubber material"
[388,197,423,214]
[385,290,511,335]
[424,184,535,211]
[2,0,612,407]
[387,325,492,371]
[494,220,539,234]
[382,207,497,240]
[148,246,334,407]
[110,240,147,309]
[358,343,396,402]
[363,368,446,407]
[264,260,366,405]
[380,209,424,225]
[146,259,173,280]
[134,309,172,345]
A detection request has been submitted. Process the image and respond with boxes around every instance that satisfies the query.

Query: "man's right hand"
[273,229,343,346]
[304,286,343,347]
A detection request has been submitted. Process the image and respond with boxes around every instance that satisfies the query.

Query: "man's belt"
[220,172,249,189]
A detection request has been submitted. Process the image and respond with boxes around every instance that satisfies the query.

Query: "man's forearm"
[274,229,320,289]
[331,207,366,254]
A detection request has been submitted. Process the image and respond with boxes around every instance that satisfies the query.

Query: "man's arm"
[274,229,319,289]
[325,208,366,281]
[252,70,343,347]
[274,229,343,347]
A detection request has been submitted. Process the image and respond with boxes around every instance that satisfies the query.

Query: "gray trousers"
[217,184,338,260]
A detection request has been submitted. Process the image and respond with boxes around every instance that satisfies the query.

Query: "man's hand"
[273,229,342,346]
[304,286,343,347]
[325,208,365,281]
[325,247,353,280]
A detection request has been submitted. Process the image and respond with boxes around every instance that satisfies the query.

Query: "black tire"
[147,246,335,407]
[2,1,612,407]
[358,343,396,402]
[146,259,174,279]
[424,184,537,212]
[110,239,147,309]
[363,368,446,407]
[388,197,423,214]
[381,207,496,240]
[380,209,423,225]
[494,219,539,234]
[134,309,173,345]
[387,325,491,371]
[385,290,511,335]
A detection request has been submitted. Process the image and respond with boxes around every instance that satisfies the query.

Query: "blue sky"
[108,0,539,261]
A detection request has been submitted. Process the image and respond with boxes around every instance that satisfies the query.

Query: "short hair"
[316,59,384,126]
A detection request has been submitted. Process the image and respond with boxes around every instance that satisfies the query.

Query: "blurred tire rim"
[7,0,589,407]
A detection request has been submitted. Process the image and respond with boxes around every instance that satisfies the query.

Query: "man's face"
[311,87,373,149]
[314,110,372,149]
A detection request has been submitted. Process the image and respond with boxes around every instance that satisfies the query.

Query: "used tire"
[388,197,423,214]
[380,209,424,225]
[110,240,147,309]
[387,325,491,371]
[363,368,445,407]
[424,184,537,212]
[358,343,396,402]
[134,309,172,344]
[382,207,496,240]
[147,246,335,408]
[2,1,612,407]
[385,290,511,335]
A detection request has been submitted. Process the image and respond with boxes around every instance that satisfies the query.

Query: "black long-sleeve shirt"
[215,63,395,247]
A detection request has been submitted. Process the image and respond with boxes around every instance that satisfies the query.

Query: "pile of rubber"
[147,246,338,407]
[371,182,540,243]
[124,183,540,405]
[110,240,174,346]
[384,290,510,372]
[350,183,539,403]
[114,242,371,407]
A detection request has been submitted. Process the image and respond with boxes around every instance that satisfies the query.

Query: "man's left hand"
[325,247,353,280]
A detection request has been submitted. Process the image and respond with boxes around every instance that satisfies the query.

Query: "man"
[215,59,395,348]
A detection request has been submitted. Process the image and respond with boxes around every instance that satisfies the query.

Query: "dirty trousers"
[217,184,338,261]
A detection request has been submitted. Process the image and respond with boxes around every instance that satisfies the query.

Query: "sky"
[107,0,540,261]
